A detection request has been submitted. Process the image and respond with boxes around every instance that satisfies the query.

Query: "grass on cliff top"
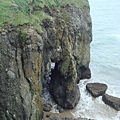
[0,0,89,32]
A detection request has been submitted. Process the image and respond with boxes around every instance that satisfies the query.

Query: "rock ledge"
[102,94,120,111]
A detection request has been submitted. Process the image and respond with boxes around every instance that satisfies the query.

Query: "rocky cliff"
[0,0,92,120]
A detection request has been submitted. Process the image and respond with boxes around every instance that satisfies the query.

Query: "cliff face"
[43,5,92,108]
[0,1,92,120]
[0,27,43,120]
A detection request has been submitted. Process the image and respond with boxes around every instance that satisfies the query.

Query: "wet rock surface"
[102,94,120,111]
[57,106,64,113]
[45,116,94,120]
[86,83,108,97]
[43,103,52,112]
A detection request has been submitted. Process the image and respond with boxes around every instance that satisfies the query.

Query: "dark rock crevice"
[15,40,30,120]
[50,60,80,109]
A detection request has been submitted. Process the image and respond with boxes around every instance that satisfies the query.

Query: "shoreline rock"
[102,94,120,111]
[45,116,94,120]
[43,103,52,112]
[86,83,108,97]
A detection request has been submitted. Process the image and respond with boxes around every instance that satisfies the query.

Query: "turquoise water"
[70,0,120,119]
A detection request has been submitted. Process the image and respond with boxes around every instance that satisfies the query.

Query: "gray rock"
[1,32,6,36]
[7,70,15,79]
[43,103,52,112]
[0,29,43,120]
[80,66,91,80]
[11,3,19,10]
[57,106,64,113]
[102,94,120,111]
[86,83,108,97]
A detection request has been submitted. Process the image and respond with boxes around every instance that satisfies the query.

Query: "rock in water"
[102,94,120,111]
[86,83,108,97]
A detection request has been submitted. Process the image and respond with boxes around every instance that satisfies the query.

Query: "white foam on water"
[70,79,119,120]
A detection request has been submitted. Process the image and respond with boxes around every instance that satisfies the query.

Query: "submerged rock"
[102,94,120,111]
[86,83,108,97]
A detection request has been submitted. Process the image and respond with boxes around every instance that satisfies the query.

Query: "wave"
[70,79,119,120]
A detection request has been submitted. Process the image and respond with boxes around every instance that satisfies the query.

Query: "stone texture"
[46,5,92,109]
[57,106,64,113]
[43,103,52,112]
[102,94,120,111]
[46,116,94,120]
[86,83,108,97]
[0,2,92,120]
[50,58,80,109]
[0,28,43,120]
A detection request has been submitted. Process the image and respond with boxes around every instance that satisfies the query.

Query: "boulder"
[102,94,120,111]
[57,106,64,113]
[86,83,108,97]
[43,103,52,112]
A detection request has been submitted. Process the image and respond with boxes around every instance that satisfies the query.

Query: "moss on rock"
[20,32,27,42]
[60,56,76,80]
[0,0,89,32]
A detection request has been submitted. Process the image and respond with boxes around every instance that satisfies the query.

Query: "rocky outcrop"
[0,27,43,120]
[46,5,92,109]
[102,94,120,111]
[86,83,108,97]
[0,1,92,120]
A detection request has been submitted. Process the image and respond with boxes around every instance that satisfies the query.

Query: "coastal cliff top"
[0,0,89,32]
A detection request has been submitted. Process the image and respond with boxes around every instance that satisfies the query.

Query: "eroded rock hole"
[42,62,64,112]
[51,62,55,72]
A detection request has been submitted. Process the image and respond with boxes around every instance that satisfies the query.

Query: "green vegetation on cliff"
[0,0,89,31]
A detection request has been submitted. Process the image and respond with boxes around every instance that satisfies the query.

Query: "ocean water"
[89,0,120,98]
[70,0,120,120]
[89,0,120,97]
